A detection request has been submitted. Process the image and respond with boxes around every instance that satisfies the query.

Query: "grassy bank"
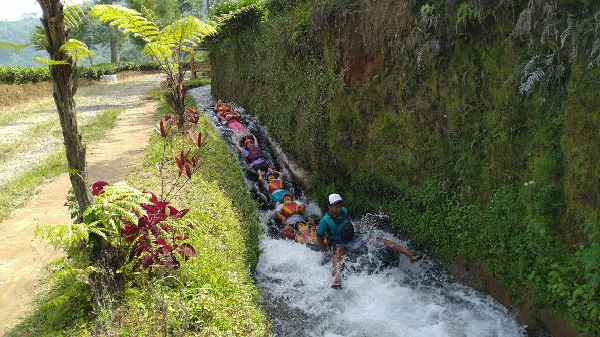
[106,93,267,335]
[5,82,269,336]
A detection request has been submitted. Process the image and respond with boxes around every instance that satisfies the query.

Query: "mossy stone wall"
[208,0,600,334]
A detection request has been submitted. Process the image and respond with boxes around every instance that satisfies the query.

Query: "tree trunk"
[109,25,119,62]
[167,68,187,129]
[37,0,123,314]
[37,0,93,214]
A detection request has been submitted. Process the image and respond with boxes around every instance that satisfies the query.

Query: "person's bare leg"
[332,246,345,288]
[376,237,421,262]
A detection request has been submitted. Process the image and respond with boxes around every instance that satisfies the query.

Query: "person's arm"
[258,170,266,185]
[235,136,243,152]
[275,210,286,223]
[251,133,258,145]
[316,219,328,254]
[270,169,283,180]
[317,234,327,253]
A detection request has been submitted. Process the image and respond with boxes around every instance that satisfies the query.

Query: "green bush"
[0,66,51,84]
[0,62,162,84]
[210,0,264,38]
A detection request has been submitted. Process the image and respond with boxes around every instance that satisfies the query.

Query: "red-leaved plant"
[89,182,197,270]
[186,107,199,124]
[120,193,196,269]
[154,112,208,201]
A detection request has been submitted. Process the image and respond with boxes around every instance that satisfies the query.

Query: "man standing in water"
[316,193,422,289]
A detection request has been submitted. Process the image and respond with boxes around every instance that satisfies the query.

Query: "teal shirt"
[317,207,356,244]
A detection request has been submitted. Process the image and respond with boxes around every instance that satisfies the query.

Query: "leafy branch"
[89,4,216,129]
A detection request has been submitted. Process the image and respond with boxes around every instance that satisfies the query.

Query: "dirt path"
[0,73,164,334]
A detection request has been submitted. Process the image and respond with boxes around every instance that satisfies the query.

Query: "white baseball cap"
[328,193,342,205]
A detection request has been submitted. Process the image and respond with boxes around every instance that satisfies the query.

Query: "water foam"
[189,86,528,337]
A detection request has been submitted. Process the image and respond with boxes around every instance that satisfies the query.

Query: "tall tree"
[36,1,129,311]
[68,2,125,64]
[36,0,93,213]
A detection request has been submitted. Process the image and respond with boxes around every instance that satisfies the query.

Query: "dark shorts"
[333,236,368,254]
[252,161,270,172]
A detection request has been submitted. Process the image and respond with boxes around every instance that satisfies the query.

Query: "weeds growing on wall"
[208,0,600,334]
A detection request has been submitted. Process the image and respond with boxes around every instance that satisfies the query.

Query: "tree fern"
[89,4,217,128]
[36,182,151,257]
[90,5,215,63]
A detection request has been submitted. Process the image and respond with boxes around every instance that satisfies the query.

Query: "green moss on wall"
[207,0,600,334]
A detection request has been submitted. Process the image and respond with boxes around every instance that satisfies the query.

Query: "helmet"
[282,193,293,201]
[243,138,253,146]
[217,99,224,104]
[265,172,275,180]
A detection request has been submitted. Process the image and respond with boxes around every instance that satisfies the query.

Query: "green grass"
[0,108,125,222]
[183,76,211,89]
[5,91,270,336]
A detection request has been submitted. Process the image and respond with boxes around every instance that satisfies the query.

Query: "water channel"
[190,85,528,337]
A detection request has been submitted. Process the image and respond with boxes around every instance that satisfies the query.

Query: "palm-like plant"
[90,5,217,128]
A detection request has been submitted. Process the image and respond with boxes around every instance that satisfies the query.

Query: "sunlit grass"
[5,88,269,336]
[0,151,66,220]
[118,94,267,335]
[0,108,125,222]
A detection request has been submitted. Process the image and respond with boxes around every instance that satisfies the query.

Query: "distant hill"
[0,18,48,67]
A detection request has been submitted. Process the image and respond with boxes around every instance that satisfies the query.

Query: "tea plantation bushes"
[0,62,162,84]
[0,66,50,84]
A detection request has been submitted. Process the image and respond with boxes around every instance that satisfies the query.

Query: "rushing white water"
[189,85,528,337]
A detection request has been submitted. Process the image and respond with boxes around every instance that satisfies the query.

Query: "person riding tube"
[258,168,290,204]
[214,99,231,113]
[316,193,422,289]
[236,130,270,173]
[216,105,246,132]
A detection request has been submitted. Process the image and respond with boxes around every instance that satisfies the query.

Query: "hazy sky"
[0,0,87,22]
[0,0,43,21]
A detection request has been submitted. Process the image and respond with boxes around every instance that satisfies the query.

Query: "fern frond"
[589,53,600,68]
[544,52,555,67]
[541,22,555,44]
[63,0,91,29]
[76,182,151,243]
[35,223,92,250]
[519,69,544,94]
[0,42,29,52]
[32,57,66,65]
[522,55,539,74]
[560,15,572,48]
[569,38,578,64]
[60,39,94,62]
[212,4,258,25]
[163,15,217,43]
[90,5,159,43]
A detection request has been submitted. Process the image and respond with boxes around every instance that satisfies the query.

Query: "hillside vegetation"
[207,0,600,335]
